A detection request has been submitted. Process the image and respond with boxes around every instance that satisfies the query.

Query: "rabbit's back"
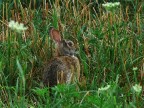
[43,56,80,87]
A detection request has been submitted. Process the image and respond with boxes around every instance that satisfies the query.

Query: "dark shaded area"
[0,0,143,21]
[0,0,143,14]
[43,58,62,87]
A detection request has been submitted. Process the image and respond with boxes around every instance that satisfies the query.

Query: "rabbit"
[43,27,80,87]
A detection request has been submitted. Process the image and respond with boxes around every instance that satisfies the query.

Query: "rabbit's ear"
[49,27,61,43]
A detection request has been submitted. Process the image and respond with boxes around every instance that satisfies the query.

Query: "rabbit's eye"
[67,41,74,47]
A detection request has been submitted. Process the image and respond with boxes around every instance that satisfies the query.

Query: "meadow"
[0,0,144,107]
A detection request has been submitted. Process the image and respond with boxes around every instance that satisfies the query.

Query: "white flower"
[102,2,120,8]
[132,84,142,94]
[8,20,27,33]
[102,2,120,12]
[133,67,138,71]
[98,85,111,91]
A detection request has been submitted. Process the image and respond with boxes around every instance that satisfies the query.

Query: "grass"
[0,0,144,108]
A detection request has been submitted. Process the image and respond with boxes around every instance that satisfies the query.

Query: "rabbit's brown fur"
[43,27,80,87]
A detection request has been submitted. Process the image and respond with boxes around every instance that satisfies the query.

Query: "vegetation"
[0,0,144,107]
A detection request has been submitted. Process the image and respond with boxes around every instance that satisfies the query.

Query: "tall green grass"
[0,0,144,107]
